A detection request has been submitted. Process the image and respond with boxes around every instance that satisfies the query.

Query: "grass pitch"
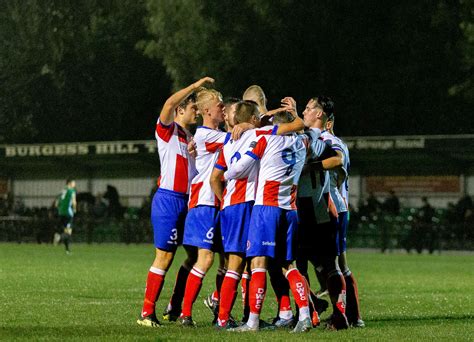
[0,243,473,341]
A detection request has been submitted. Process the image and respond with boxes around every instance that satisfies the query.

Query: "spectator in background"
[92,193,108,218]
[412,196,436,254]
[366,191,381,216]
[383,190,400,215]
[103,184,122,219]
[456,195,473,221]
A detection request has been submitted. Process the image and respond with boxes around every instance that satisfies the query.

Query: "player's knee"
[195,249,214,271]
[227,254,245,273]
[153,248,174,269]
[250,256,268,269]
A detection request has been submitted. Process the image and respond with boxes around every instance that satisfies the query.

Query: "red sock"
[215,267,226,299]
[217,271,240,326]
[249,268,267,315]
[280,294,292,311]
[168,265,190,313]
[286,268,309,310]
[344,270,361,322]
[141,267,166,317]
[327,270,346,315]
[181,267,205,317]
[241,272,250,319]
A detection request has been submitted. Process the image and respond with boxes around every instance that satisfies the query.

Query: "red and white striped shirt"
[189,126,231,209]
[224,126,306,210]
[155,119,197,194]
[215,126,278,209]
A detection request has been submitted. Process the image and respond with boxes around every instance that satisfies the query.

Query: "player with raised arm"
[324,115,364,328]
[137,77,213,328]
[297,95,349,330]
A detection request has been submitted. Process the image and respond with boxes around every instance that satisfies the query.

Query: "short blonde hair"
[195,88,222,113]
[243,85,267,109]
[234,100,259,125]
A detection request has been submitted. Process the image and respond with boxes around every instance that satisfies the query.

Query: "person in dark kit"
[383,190,400,215]
[408,197,437,254]
[103,184,122,218]
[54,178,77,254]
[366,191,381,217]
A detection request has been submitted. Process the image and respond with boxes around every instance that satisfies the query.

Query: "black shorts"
[59,215,73,230]
[297,197,339,258]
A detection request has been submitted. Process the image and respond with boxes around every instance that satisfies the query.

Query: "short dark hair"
[178,92,197,109]
[311,95,335,118]
[272,111,295,124]
[66,178,75,185]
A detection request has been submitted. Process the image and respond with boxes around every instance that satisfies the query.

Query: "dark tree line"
[0,0,472,143]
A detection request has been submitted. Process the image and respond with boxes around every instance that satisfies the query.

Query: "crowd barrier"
[0,212,471,252]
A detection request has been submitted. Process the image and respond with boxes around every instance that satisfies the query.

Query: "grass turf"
[0,243,473,341]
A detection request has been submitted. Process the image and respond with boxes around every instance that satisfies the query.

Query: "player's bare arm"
[321,152,343,170]
[231,122,255,140]
[209,167,225,202]
[159,76,215,125]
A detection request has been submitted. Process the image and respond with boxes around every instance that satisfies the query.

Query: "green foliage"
[0,243,473,340]
[142,0,472,135]
[0,0,171,143]
[449,0,474,100]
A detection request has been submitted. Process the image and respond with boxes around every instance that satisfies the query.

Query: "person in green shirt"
[54,178,77,254]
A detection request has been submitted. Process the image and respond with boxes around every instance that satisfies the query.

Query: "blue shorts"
[221,202,254,254]
[336,211,348,254]
[246,205,298,261]
[183,205,222,251]
[151,188,188,252]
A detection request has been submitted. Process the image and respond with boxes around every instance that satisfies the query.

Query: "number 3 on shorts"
[170,228,178,241]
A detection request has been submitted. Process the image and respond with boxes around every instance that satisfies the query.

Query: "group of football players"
[136,77,364,333]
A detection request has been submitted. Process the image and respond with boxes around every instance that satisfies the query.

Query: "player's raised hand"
[281,97,298,116]
[193,77,215,89]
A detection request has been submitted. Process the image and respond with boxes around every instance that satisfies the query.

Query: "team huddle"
[137,77,364,333]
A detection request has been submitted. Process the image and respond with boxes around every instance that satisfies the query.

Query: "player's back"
[58,187,75,217]
[189,126,230,208]
[218,129,261,209]
[255,133,306,210]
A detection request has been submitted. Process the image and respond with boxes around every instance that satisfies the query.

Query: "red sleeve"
[214,150,227,171]
[247,136,267,159]
[155,120,175,143]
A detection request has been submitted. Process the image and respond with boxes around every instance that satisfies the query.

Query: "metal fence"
[0,213,471,252]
